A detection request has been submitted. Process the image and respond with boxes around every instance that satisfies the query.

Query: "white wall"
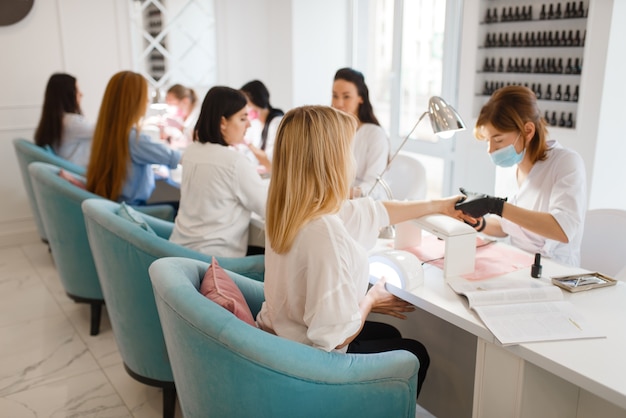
[589,0,626,210]
[0,0,132,245]
[214,0,350,109]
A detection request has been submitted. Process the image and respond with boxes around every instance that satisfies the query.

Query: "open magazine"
[448,278,605,346]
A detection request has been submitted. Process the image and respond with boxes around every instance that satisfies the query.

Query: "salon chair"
[149,256,419,418]
[13,138,85,243]
[28,162,174,336]
[81,198,265,418]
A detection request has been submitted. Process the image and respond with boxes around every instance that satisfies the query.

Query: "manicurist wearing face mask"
[455,85,587,267]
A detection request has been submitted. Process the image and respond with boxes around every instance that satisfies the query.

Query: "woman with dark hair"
[240,80,284,172]
[170,86,268,257]
[34,73,95,167]
[332,68,389,198]
[456,85,587,266]
[86,71,181,205]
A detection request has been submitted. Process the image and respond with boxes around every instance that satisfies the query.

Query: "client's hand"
[455,187,507,218]
[368,278,415,319]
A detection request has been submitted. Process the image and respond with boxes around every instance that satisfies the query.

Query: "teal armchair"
[28,162,174,336]
[149,257,419,418]
[81,198,265,418]
[13,138,85,243]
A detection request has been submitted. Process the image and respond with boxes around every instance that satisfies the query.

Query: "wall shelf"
[475,0,590,129]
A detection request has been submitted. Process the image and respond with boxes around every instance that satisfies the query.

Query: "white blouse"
[170,141,268,257]
[352,123,390,199]
[257,198,389,352]
[495,140,587,266]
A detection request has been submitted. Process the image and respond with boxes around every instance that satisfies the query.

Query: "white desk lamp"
[369,249,424,292]
[369,97,477,278]
[367,96,467,200]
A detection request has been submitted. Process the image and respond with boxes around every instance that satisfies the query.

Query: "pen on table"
[568,317,582,331]
[574,277,581,287]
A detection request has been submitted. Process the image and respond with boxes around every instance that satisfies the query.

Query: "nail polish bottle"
[502,6,508,22]
[548,3,554,19]
[545,84,552,100]
[527,5,533,20]
[555,84,562,100]
[556,58,563,73]
[555,3,562,19]
[531,253,542,278]
[550,111,557,126]
[572,85,579,102]
[559,112,566,127]
[506,58,513,72]
[565,58,573,74]
[578,1,585,18]
[540,4,546,20]
[566,113,574,128]
[485,8,492,23]
[561,30,567,46]
[565,2,571,18]
[563,85,571,101]
[536,83,543,99]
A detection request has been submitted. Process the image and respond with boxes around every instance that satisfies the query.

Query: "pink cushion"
[58,169,86,189]
[200,257,256,327]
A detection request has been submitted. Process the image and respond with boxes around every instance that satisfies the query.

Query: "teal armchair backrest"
[28,161,104,335]
[81,198,265,387]
[13,138,85,242]
[28,162,175,337]
[149,257,419,418]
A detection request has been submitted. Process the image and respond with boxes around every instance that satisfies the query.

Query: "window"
[352,0,462,198]
[129,0,217,101]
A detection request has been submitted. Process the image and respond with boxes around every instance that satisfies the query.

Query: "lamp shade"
[427,96,466,136]
[369,249,424,292]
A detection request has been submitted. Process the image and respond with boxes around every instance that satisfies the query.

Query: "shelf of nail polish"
[480,57,582,74]
[482,2,588,24]
[482,81,579,103]
[482,29,585,48]
[473,0,590,128]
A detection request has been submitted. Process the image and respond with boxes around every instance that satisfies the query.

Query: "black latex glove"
[455,187,507,218]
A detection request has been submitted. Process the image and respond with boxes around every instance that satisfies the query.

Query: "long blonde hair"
[86,71,148,200]
[267,105,357,253]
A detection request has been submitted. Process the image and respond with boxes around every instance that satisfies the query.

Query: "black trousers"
[347,321,430,398]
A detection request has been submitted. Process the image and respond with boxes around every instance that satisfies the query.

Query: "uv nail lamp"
[369,249,424,292]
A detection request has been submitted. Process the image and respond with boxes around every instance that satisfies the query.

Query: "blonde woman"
[256,105,466,398]
[86,71,181,205]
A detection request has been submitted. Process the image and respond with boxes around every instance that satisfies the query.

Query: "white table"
[376,241,626,418]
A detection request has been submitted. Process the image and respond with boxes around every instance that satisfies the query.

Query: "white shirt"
[256,198,389,352]
[352,123,390,199]
[56,113,95,167]
[495,140,587,266]
[243,116,283,164]
[170,141,268,257]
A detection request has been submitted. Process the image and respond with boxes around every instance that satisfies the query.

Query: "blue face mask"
[489,134,525,167]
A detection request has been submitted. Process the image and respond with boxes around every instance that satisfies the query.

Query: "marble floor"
[0,239,436,418]
[0,240,183,418]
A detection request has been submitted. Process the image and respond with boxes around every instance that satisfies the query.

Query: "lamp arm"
[367,110,429,197]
